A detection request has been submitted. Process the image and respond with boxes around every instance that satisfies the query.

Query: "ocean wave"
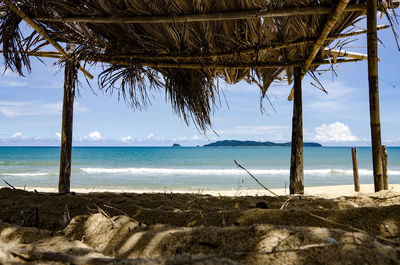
[80,167,400,176]
[80,167,285,175]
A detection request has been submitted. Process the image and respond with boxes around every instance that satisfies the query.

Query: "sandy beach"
[1,185,399,264]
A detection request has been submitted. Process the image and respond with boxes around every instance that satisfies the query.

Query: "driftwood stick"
[234,160,279,196]
[2,178,16,190]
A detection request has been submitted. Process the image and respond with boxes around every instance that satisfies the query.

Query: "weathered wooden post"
[367,0,384,192]
[290,67,304,195]
[351,147,360,192]
[58,44,77,194]
[382,145,388,190]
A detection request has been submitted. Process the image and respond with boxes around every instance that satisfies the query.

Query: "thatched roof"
[0,0,398,130]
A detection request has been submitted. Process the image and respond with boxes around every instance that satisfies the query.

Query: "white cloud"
[121,136,132,143]
[0,108,21,118]
[11,132,22,138]
[0,100,87,118]
[55,133,62,140]
[145,133,154,140]
[305,81,356,112]
[42,102,63,113]
[0,101,29,117]
[314,122,359,142]
[0,80,28,87]
[86,131,103,141]
[173,135,201,142]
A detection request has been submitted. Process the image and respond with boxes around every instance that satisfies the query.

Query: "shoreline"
[2,183,400,197]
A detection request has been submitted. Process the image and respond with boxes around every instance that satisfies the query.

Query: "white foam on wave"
[81,167,287,175]
[80,167,400,176]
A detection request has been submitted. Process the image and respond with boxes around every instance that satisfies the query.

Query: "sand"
[0,185,399,264]
[4,183,400,197]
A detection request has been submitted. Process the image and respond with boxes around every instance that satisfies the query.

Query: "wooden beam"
[33,3,398,24]
[351,147,360,192]
[367,0,384,192]
[0,50,361,69]
[1,0,93,79]
[289,67,304,195]
[58,44,77,194]
[97,58,362,69]
[382,145,388,190]
[0,25,388,63]
[288,0,351,101]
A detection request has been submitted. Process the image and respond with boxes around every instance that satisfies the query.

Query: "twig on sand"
[103,204,137,222]
[280,196,294,210]
[2,178,16,190]
[234,160,279,197]
[95,205,117,229]
[304,210,398,246]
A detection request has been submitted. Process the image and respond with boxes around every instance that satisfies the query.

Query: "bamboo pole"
[33,3,398,24]
[58,44,77,194]
[1,0,93,79]
[0,25,388,62]
[0,50,362,69]
[324,49,374,61]
[94,58,362,69]
[288,0,351,101]
[382,145,388,190]
[367,0,384,192]
[351,147,360,192]
[289,67,304,195]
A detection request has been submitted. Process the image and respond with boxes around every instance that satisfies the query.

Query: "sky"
[1,16,400,147]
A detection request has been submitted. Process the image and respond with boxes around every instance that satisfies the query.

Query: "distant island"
[172,143,182,147]
[203,140,322,147]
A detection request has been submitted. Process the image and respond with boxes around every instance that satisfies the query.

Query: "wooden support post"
[382,145,388,190]
[290,67,304,195]
[58,44,77,194]
[367,0,384,192]
[351,147,360,192]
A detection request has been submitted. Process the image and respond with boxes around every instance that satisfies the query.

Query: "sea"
[0,146,399,191]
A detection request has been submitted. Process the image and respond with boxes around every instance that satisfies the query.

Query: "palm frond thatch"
[1,0,393,130]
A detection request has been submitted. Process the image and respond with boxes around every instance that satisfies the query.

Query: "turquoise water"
[0,146,399,190]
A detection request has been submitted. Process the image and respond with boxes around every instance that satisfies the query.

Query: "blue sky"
[1,17,399,147]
